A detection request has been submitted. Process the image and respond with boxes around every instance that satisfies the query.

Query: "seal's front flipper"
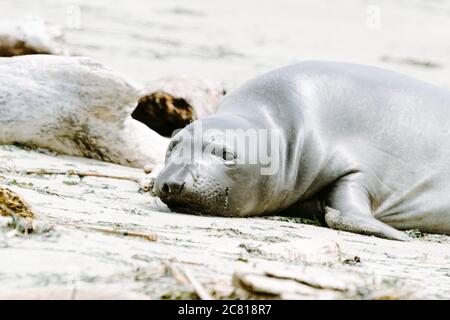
[324,207,410,241]
[323,174,410,241]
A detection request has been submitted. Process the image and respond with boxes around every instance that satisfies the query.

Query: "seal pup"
[153,61,450,241]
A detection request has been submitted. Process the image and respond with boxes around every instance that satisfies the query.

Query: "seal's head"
[153,117,279,217]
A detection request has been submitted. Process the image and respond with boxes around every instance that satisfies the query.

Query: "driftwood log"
[0,17,68,57]
[0,55,169,170]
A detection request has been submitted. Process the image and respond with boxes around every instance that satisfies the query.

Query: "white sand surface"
[2,0,449,89]
[1,0,450,299]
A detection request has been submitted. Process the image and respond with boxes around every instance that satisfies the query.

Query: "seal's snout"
[154,169,230,216]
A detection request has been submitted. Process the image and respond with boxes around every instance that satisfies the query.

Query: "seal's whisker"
[223,186,229,215]
[179,182,185,194]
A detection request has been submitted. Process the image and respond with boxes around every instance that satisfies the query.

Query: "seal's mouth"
[165,202,208,216]
[153,174,232,216]
[159,185,231,216]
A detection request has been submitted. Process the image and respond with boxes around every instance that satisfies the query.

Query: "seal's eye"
[212,147,236,165]
[166,139,181,158]
[166,142,176,155]
[222,150,235,162]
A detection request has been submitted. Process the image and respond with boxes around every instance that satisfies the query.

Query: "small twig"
[180,265,213,300]
[165,262,190,285]
[23,169,141,183]
[64,223,157,241]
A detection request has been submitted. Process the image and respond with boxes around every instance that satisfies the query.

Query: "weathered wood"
[0,55,168,169]
[0,17,68,57]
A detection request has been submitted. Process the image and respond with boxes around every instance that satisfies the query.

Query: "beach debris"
[0,55,168,169]
[134,76,226,137]
[179,265,213,300]
[0,186,35,218]
[0,16,68,56]
[232,264,413,300]
[164,261,212,300]
[24,168,141,184]
[64,223,158,242]
[254,238,343,264]
[132,91,196,137]
[164,262,190,285]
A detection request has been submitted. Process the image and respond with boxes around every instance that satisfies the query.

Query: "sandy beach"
[2,0,449,90]
[1,0,450,300]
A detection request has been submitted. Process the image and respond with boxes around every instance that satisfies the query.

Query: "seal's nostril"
[162,183,170,194]
[160,180,185,195]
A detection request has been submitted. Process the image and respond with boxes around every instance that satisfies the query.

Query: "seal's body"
[154,61,450,240]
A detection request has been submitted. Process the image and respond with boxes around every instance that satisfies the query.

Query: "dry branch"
[24,169,141,183]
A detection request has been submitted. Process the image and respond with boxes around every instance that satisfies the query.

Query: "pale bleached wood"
[0,55,169,170]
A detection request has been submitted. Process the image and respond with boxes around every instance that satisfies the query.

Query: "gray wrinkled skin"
[154,61,450,241]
